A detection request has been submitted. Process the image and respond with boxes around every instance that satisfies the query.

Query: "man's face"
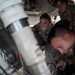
[51,36,73,54]
[56,1,67,12]
[39,18,50,31]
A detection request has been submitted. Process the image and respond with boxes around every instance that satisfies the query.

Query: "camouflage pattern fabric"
[33,24,67,75]
[59,4,75,31]
[33,23,51,42]
[59,4,75,74]
[45,44,66,75]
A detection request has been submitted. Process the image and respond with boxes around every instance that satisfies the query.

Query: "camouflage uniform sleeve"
[45,44,67,75]
[45,49,57,75]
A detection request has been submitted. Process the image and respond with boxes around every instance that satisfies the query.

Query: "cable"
[47,0,56,7]
[0,66,9,75]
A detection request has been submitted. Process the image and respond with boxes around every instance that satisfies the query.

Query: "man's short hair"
[47,19,72,44]
[54,0,69,6]
[40,13,51,22]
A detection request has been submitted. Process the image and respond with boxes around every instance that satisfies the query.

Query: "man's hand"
[56,60,66,71]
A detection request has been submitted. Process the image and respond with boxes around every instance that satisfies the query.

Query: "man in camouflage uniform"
[55,0,75,31]
[45,45,66,75]
[32,13,66,75]
[54,1,75,74]
[47,20,75,75]
[59,5,75,31]
[33,23,51,42]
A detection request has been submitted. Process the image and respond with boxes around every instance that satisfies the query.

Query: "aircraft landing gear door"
[0,0,51,75]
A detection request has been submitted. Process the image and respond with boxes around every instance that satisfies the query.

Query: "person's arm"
[45,45,66,75]
[45,49,57,75]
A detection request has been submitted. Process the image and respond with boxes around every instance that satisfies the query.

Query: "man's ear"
[64,33,70,40]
